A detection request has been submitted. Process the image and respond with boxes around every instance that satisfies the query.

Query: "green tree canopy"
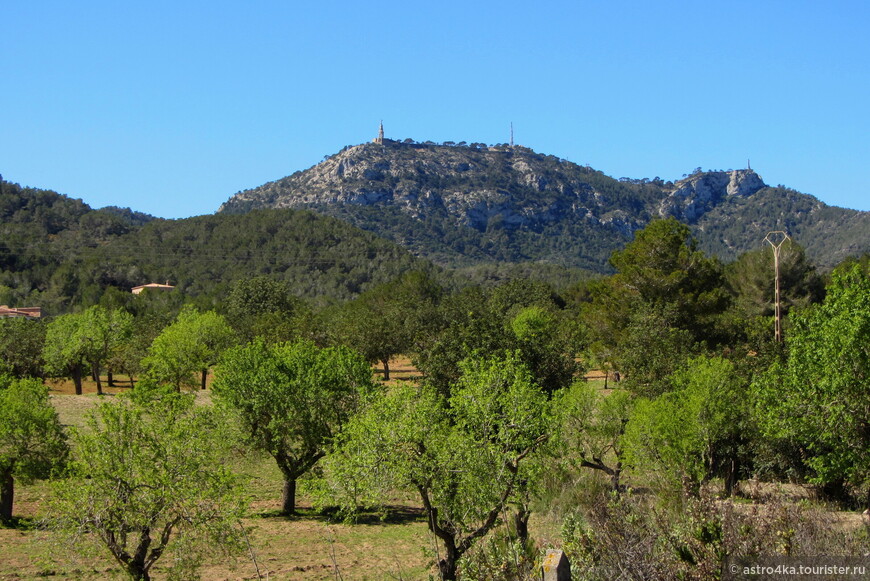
[550,380,633,491]
[47,390,245,580]
[583,218,730,395]
[413,287,510,395]
[41,306,133,394]
[726,239,824,320]
[212,339,375,514]
[416,283,579,397]
[754,264,870,503]
[42,312,90,394]
[623,356,751,496]
[326,271,442,380]
[0,376,67,522]
[225,275,307,343]
[323,353,548,580]
[0,317,45,379]
[510,305,579,394]
[143,306,236,390]
[81,306,133,393]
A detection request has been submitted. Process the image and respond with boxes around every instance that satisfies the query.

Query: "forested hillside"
[99,209,436,303]
[0,178,155,311]
[695,186,870,266]
[0,178,435,314]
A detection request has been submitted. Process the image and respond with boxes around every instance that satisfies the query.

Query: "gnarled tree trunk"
[0,469,14,523]
[93,363,103,395]
[513,506,530,544]
[71,364,83,395]
[282,478,297,515]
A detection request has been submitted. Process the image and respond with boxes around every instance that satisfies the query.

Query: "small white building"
[0,305,42,318]
[131,282,175,295]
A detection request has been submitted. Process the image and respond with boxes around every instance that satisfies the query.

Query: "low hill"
[91,209,436,303]
[0,178,434,313]
[220,140,870,270]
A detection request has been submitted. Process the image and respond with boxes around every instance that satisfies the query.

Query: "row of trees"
[0,305,235,395]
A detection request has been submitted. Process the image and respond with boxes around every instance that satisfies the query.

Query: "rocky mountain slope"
[220,140,870,270]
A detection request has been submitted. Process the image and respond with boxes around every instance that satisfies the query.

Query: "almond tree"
[550,379,633,492]
[323,353,548,580]
[81,306,133,393]
[47,390,245,580]
[0,377,67,522]
[43,312,89,394]
[143,306,235,391]
[42,306,132,394]
[212,339,374,514]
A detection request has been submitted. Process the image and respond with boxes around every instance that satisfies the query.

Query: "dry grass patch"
[374,356,422,385]
[0,392,435,580]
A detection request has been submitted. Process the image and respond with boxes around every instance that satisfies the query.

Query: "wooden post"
[542,549,571,581]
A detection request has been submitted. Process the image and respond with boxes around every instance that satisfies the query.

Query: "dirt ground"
[372,356,422,385]
[0,506,433,580]
[3,361,438,580]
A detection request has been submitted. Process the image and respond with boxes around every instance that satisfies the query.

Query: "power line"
[763,231,790,343]
[0,240,408,266]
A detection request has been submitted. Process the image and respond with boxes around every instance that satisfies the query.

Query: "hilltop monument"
[374,121,384,144]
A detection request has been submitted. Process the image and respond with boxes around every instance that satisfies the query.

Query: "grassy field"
[2,467,434,580]
[2,360,442,580]
[3,357,572,580]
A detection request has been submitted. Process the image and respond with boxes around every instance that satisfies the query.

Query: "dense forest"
[0,178,438,314]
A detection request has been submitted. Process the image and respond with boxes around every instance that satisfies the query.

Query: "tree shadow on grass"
[0,515,38,530]
[254,505,426,526]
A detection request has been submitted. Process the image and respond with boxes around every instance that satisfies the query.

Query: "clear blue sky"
[3,1,868,219]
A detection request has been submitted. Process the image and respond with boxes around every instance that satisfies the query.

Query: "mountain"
[219,140,870,270]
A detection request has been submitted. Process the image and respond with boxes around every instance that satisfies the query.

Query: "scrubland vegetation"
[1,218,869,580]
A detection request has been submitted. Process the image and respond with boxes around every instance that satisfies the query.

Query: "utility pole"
[764,231,790,343]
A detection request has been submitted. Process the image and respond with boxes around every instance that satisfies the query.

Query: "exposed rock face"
[222,143,771,236]
[220,141,656,235]
[659,170,766,222]
[727,169,766,197]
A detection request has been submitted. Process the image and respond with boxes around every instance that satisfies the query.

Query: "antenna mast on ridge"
[510,122,514,148]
